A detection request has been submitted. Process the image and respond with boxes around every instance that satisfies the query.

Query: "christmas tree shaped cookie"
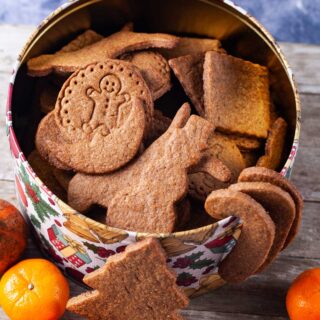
[67,238,189,320]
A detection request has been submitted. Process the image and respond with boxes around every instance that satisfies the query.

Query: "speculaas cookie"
[205,133,246,179]
[203,51,271,138]
[229,182,295,271]
[57,30,103,54]
[238,167,304,249]
[35,112,72,170]
[37,60,152,174]
[27,29,179,76]
[159,36,223,59]
[27,150,67,201]
[122,50,171,100]
[216,132,263,152]
[204,189,275,282]
[68,103,213,233]
[188,172,230,201]
[256,117,288,170]
[189,155,232,183]
[67,238,189,320]
[169,53,204,116]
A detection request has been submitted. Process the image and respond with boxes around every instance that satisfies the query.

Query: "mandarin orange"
[0,259,69,320]
[286,268,320,320]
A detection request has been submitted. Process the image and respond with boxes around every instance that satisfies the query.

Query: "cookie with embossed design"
[36,60,153,174]
[121,51,171,100]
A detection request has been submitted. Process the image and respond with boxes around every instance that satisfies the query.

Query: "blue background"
[0,0,319,44]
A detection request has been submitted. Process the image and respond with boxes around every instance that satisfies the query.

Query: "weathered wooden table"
[0,24,319,320]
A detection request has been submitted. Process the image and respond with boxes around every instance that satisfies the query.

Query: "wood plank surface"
[0,24,319,320]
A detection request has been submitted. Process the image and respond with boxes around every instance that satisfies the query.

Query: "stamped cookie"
[27,29,179,76]
[159,36,223,59]
[169,54,204,116]
[238,167,304,249]
[203,51,271,138]
[57,30,104,53]
[37,60,153,174]
[67,238,189,320]
[122,51,171,100]
[28,150,67,201]
[68,104,213,233]
[257,117,288,170]
[35,112,72,170]
[205,133,246,179]
[229,182,295,271]
[188,172,230,201]
[204,189,275,282]
[190,155,232,183]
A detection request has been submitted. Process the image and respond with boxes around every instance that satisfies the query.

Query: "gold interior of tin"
[13,0,297,165]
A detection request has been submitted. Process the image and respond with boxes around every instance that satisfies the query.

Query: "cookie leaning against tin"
[229,182,295,272]
[36,60,152,174]
[238,167,303,249]
[67,238,189,320]
[257,117,288,170]
[68,104,213,233]
[205,189,275,283]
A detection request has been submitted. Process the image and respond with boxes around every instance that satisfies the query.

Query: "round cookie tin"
[6,0,300,297]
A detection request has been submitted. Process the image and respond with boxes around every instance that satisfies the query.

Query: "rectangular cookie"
[203,51,271,138]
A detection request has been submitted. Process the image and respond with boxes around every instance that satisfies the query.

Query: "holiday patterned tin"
[6,0,300,297]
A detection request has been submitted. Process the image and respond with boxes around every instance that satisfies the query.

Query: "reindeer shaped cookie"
[68,103,213,233]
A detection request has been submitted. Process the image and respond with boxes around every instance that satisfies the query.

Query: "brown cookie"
[257,117,288,170]
[189,155,232,183]
[35,113,72,170]
[203,51,271,138]
[216,132,263,152]
[122,51,171,100]
[205,133,246,179]
[67,238,189,320]
[37,60,151,174]
[238,167,304,249]
[159,36,223,59]
[229,182,295,271]
[52,168,74,191]
[188,172,230,201]
[27,150,67,201]
[169,54,205,116]
[204,189,275,283]
[27,29,179,76]
[175,198,191,231]
[68,103,213,233]
[57,30,104,54]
